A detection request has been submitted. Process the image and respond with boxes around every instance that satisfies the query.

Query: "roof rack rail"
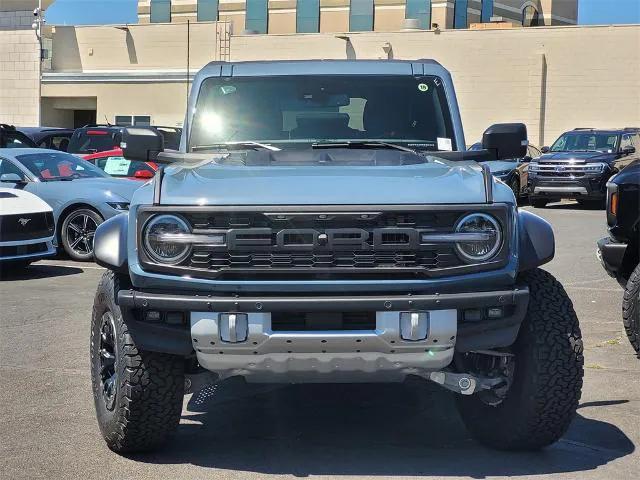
[623,127,640,131]
[572,127,595,130]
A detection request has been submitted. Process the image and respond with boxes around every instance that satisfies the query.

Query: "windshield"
[190,75,456,152]
[16,152,109,180]
[550,132,619,153]
[68,129,122,154]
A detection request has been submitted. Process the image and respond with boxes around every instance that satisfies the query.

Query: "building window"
[350,0,374,32]
[453,0,468,29]
[115,116,151,126]
[480,0,493,22]
[245,0,268,33]
[405,0,432,30]
[197,0,219,21]
[522,5,540,27]
[297,0,320,33]
[150,0,171,23]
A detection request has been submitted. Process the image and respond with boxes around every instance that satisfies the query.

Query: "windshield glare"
[16,152,109,180]
[190,75,455,152]
[551,132,619,153]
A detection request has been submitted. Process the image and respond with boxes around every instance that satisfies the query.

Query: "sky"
[44,0,640,26]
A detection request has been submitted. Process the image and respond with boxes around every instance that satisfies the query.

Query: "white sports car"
[0,187,56,269]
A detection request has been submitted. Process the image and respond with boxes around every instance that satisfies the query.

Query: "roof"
[17,127,74,134]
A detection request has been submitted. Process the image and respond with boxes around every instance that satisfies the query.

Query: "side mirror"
[541,146,550,153]
[120,127,164,162]
[482,123,528,160]
[133,169,154,179]
[622,145,636,155]
[0,173,26,183]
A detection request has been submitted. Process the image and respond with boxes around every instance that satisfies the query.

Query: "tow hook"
[428,371,505,395]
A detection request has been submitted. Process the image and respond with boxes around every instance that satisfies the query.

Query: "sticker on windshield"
[418,83,429,92]
[103,157,131,176]
[437,137,453,151]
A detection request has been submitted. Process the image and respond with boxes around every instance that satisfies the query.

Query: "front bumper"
[0,238,56,263]
[118,287,529,382]
[529,174,608,200]
[597,237,627,282]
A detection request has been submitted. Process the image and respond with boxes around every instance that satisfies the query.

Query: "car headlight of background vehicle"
[584,162,607,174]
[143,214,193,264]
[107,202,129,211]
[454,213,502,262]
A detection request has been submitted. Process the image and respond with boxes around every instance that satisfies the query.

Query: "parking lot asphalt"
[1,202,637,480]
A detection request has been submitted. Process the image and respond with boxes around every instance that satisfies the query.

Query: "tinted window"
[481,0,493,22]
[245,0,268,33]
[350,0,374,31]
[191,75,456,152]
[551,133,619,153]
[522,5,540,27]
[15,152,108,180]
[1,131,36,148]
[0,159,27,180]
[454,0,468,29]
[94,156,155,178]
[297,0,320,33]
[197,0,218,21]
[150,0,171,23]
[67,130,121,154]
[406,0,432,30]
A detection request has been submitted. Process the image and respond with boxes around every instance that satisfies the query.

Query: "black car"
[17,127,75,151]
[0,124,37,148]
[470,142,541,200]
[67,125,124,155]
[528,128,640,208]
[597,160,640,357]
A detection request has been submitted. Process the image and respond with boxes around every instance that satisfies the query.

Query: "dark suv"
[597,160,640,357]
[528,128,640,208]
[0,124,37,148]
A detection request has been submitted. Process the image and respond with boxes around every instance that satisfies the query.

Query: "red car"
[83,148,157,181]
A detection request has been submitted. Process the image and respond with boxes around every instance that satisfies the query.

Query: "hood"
[76,177,141,201]
[479,160,518,174]
[158,155,492,205]
[0,187,52,215]
[537,151,615,163]
[39,177,141,203]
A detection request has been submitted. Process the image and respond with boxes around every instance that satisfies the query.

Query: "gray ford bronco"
[91,60,584,453]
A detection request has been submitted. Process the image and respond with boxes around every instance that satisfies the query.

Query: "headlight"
[454,213,502,263]
[584,162,607,174]
[143,214,192,264]
[107,202,129,211]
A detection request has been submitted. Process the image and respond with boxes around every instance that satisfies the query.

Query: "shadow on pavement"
[0,263,84,281]
[131,380,635,477]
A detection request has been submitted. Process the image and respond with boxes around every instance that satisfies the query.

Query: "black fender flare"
[94,213,128,274]
[518,209,555,272]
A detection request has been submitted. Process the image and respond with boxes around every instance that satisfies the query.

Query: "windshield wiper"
[311,140,417,154]
[192,141,281,152]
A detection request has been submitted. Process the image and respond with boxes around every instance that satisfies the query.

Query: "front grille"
[138,206,511,280]
[0,211,54,242]
[271,311,376,331]
[0,242,48,258]
[533,163,591,178]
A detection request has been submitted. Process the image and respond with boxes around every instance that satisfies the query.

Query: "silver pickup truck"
[91,60,583,454]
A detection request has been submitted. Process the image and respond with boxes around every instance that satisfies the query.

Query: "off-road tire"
[456,268,584,450]
[530,198,548,208]
[622,264,640,357]
[90,270,185,453]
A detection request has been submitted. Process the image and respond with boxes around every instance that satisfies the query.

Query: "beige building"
[0,0,54,126]
[3,0,638,150]
[137,0,577,33]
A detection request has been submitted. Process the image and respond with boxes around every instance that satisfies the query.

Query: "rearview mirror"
[482,123,528,160]
[0,173,25,183]
[541,146,550,153]
[121,127,164,162]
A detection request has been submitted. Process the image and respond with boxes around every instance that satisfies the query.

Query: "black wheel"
[90,271,185,453]
[508,177,521,200]
[622,264,640,357]
[456,268,584,450]
[530,198,548,208]
[61,208,103,261]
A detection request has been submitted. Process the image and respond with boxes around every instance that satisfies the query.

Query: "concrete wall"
[229,24,640,146]
[0,9,41,126]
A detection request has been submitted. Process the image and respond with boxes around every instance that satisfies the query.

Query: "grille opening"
[381,233,410,244]
[282,233,315,246]
[271,311,376,331]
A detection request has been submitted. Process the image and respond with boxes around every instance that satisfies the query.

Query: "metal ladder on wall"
[216,21,232,62]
